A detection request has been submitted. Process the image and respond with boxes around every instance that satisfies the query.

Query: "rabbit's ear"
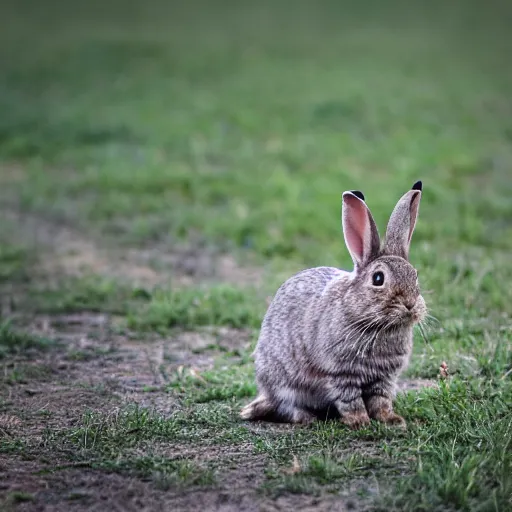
[384,181,422,259]
[342,191,380,268]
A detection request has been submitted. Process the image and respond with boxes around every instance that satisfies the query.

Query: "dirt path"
[1,206,264,288]
[0,208,271,511]
[0,313,261,511]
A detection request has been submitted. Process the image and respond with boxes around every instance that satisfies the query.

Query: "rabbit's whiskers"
[327,313,379,351]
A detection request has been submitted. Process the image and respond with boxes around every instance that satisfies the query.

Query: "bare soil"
[1,207,264,288]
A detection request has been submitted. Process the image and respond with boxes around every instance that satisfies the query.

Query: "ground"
[0,1,511,511]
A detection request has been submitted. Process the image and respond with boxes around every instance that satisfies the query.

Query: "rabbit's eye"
[372,271,385,286]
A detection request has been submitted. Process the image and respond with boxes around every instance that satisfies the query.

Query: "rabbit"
[240,181,426,429]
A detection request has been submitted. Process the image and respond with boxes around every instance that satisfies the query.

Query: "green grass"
[0,321,54,359]
[24,276,266,330]
[2,1,512,264]
[99,457,216,490]
[263,452,385,496]
[2,362,53,384]
[128,285,266,331]
[388,380,512,511]
[26,275,154,315]
[166,355,257,403]
[36,376,510,510]
[3,492,35,505]
[0,0,511,509]
[0,245,31,283]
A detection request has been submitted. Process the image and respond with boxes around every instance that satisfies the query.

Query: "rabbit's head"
[340,182,426,328]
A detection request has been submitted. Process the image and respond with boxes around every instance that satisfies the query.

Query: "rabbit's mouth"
[411,309,426,324]
[400,301,426,325]
[387,303,425,327]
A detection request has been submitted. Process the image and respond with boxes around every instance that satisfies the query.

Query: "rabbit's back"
[253,266,348,391]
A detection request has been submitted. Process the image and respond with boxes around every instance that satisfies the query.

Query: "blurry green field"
[0,1,511,510]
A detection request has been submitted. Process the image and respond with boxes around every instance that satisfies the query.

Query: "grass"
[3,492,35,505]
[0,0,511,510]
[166,356,257,403]
[127,285,266,331]
[2,1,512,264]
[26,276,152,315]
[388,381,512,511]
[2,362,53,385]
[97,457,216,490]
[0,320,54,359]
[35,376,511,509]
[263,452,385,496]
[0,246,31,283]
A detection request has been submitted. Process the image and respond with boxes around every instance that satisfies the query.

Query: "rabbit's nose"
[404,300,416,311]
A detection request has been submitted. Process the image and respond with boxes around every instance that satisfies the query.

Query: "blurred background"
[0,0,511,323]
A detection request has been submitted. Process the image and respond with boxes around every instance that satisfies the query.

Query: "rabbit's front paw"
[376,410,407,429]
[365,395,407,429]
[340,410,371,430]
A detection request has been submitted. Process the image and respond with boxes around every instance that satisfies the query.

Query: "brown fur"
[241,183,426,429]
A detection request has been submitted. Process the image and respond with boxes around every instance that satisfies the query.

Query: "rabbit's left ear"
[384,181,422,260]
[342,190,381,268]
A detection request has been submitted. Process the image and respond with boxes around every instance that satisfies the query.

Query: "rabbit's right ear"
[342,191,380,268]
[384,181,422,260]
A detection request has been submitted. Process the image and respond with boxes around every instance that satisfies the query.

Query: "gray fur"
[241,184,426,428]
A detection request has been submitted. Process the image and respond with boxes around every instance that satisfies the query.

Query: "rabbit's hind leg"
[286,406,316,425]
[240,394,275,420]
[275,398,316,425]
[240,394,273,420]
[240,394,315,424]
